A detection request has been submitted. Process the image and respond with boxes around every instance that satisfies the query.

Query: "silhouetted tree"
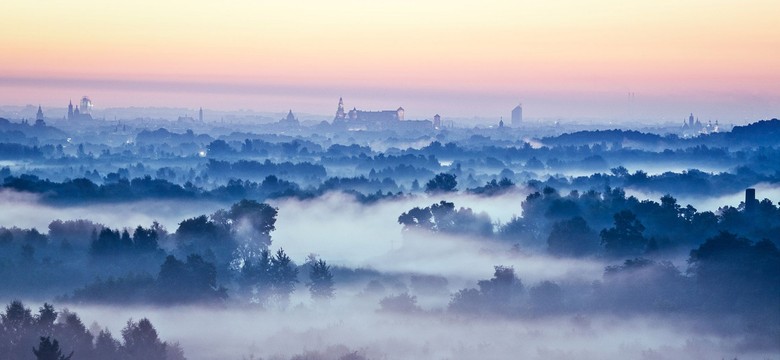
[94,329,121,359]
[308,259,335,301]
[121,318,167,360]
[425,173,457,193]
[379,293,421,313]
[547,216,599,257]
[270,248,298,308]
[33,337,72,360]
[477,266,523,312]
[132,226,159,252]
[600,210,647,257]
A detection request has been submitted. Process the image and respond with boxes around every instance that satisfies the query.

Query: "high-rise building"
[80,96,93,115]
[511,103,522,126]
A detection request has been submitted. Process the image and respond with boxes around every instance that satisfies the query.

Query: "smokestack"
[745,188,757,212]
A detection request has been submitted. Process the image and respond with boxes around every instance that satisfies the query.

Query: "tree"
[529,281,564,314]
[36,303,57,332]
[55,310,94,359]
[547,217,599,257]
[94,329,121,359]
[214,199,278,247]
[425,173,457,193]
[379,293,421,313]
[308,259,335,301]
[270,248,299,308]
[600,210,647,257]
[121,318,167,360]
[448,288,482,314]
[237,249,274,305]
[32,337,72,360]
[477,266,523,311]
[132,226,159,252]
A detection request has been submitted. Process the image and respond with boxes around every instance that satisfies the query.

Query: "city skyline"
[1,0,779,121]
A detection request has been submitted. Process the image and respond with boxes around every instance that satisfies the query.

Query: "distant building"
[511,103,522,126]
[333,97,406,129]
[199,107,203,122]
[79,96,93,115]
[433,114,441,130]
[66,97,94,121]
[745,188,758,212]
[681,112,717,136]
[498,117,504,128]
[35,105,45,126]
[280,109,300,125]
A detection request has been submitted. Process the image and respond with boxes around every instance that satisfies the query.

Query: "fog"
[626,182,780,213]
[51,304,767,360]
[0,189,227,231]
[271,191,603,284]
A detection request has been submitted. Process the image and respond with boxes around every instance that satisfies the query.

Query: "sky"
[0,0,778,122]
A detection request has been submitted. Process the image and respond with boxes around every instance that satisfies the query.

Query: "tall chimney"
[745,188,757,212]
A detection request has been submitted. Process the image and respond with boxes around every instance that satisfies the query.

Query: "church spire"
[335,97,346,120]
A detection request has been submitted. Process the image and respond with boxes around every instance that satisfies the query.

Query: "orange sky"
[1,0,778,121]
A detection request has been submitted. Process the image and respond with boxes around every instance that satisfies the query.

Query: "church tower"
[36,105,44,121]
[335,97,346,120]
[67,100,74,120]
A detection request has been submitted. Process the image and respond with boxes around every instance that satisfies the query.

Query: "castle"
[333,97,404,129]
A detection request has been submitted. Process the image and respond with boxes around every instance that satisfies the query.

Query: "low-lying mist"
[270,190,604,284]
[0,189,228,231]
[61,304,768,360]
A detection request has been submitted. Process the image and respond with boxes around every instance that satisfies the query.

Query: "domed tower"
[36,105,44,121]
[284,109,298,123]
[396,107,404,121]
